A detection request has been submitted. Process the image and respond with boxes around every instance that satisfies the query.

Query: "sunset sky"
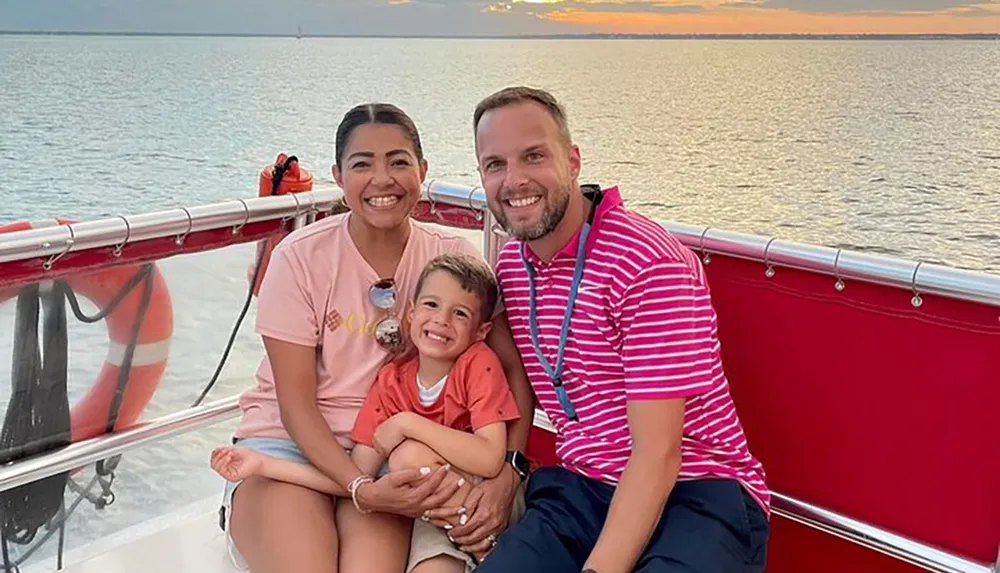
[3,0,1000,35]
[525,0,1000,34]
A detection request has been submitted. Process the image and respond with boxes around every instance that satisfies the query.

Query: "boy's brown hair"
[414,252,499,321]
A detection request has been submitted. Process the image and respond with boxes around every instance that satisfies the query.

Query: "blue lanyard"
[520,220,592,422]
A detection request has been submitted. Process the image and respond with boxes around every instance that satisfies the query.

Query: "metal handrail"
[420,181,1000,309]
[0,189,339,264]
[1,186,996,571]
[771,493,992,573]
[0,396,240,495]
[530,410,994,573]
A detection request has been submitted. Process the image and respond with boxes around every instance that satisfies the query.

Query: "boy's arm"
[350,444,387,477]
[350,364,404,462]
[257,456,348,496]
[396,414,507,478]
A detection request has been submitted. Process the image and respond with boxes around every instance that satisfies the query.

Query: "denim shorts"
[218,437,410,570]
[220,437,314,571]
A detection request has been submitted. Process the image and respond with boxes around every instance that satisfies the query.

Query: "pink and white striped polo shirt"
[496,186,770,513]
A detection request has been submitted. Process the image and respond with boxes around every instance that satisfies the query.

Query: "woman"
[220,103,532,573]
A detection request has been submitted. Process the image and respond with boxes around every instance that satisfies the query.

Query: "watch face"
[507,450,529,476]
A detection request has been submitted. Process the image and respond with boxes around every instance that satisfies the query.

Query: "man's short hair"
[473,86,571,146]
[414,252,499,320]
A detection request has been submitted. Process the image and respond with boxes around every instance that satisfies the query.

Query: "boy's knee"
[389,439,443,472]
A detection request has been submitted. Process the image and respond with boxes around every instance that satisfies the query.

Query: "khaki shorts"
[407,482,526,573]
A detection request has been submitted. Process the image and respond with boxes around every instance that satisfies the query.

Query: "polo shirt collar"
[521,185,622,267]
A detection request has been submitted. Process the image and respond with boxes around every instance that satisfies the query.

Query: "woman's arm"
[268,336,365,489]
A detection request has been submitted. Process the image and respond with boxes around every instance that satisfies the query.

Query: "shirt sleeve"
[255,245,320,347]
[350,365,405,447]
[462,345,521,431]
[618,258,723,401]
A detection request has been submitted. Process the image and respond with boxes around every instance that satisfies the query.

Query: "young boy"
[211,252,521,571]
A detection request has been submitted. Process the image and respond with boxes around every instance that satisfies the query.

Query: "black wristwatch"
[505,450,530,482]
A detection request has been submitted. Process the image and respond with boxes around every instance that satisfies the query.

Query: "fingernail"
[457,506,467,515]
[420,467,431,475]
[444,524,453,530]
[460,514,468,525]
[443,464,451,471]
[456,478,465,487]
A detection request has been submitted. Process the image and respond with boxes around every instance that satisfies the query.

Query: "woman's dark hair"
[334,103,424,169]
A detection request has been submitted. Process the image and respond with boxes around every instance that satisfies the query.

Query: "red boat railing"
[0,181,996,573]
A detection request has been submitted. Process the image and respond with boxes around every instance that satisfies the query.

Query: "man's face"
[475,102,581,241]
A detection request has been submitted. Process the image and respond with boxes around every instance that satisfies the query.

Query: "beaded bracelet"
[348,474,374,514]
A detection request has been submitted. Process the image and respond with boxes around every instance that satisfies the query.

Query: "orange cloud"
[522,1,1000,33]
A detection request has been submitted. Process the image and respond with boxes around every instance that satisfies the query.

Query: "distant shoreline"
[2,30,999,40]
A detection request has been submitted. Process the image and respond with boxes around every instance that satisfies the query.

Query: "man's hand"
[425,463,520,553]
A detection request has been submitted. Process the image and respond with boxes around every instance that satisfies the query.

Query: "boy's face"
[409,270,491,362]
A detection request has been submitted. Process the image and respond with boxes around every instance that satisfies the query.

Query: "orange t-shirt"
[350,341,520,448]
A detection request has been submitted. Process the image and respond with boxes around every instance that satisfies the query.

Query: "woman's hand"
[425,464,520,553]
[356,465,463,519]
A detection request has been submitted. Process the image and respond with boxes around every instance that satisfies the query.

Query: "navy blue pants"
[477,466,768,573]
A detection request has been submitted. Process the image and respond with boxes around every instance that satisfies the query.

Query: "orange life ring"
[0,219,172,443]
[249,154,313,296]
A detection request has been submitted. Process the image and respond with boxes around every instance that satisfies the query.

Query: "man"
[464,86,770,572]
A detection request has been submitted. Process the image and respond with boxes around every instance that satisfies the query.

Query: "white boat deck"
[23,497,239,573]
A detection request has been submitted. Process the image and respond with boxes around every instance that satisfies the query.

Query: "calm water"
[1,35,999,566]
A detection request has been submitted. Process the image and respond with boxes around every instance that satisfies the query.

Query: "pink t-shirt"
[234,213,484,448]
[495,186,771,514]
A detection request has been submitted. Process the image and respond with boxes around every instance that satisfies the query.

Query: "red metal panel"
[525,249,1000,569]
[411,201,486,230]
[707,252,1000,565]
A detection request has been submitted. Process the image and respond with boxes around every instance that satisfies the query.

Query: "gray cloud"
[0,0,584,36]
[760,0,981,11]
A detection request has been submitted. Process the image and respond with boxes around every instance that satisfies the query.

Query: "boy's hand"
[373,412,413,455]
[210,447,264,482]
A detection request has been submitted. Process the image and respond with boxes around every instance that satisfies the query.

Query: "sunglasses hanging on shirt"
[370,278,403,351]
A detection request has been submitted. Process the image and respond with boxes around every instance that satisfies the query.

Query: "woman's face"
[333,123,427,231]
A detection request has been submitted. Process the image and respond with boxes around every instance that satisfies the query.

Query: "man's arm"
[582,398,684,573]
[486,312,535,452]
[399,415,507,478]
[583,254,719,572]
